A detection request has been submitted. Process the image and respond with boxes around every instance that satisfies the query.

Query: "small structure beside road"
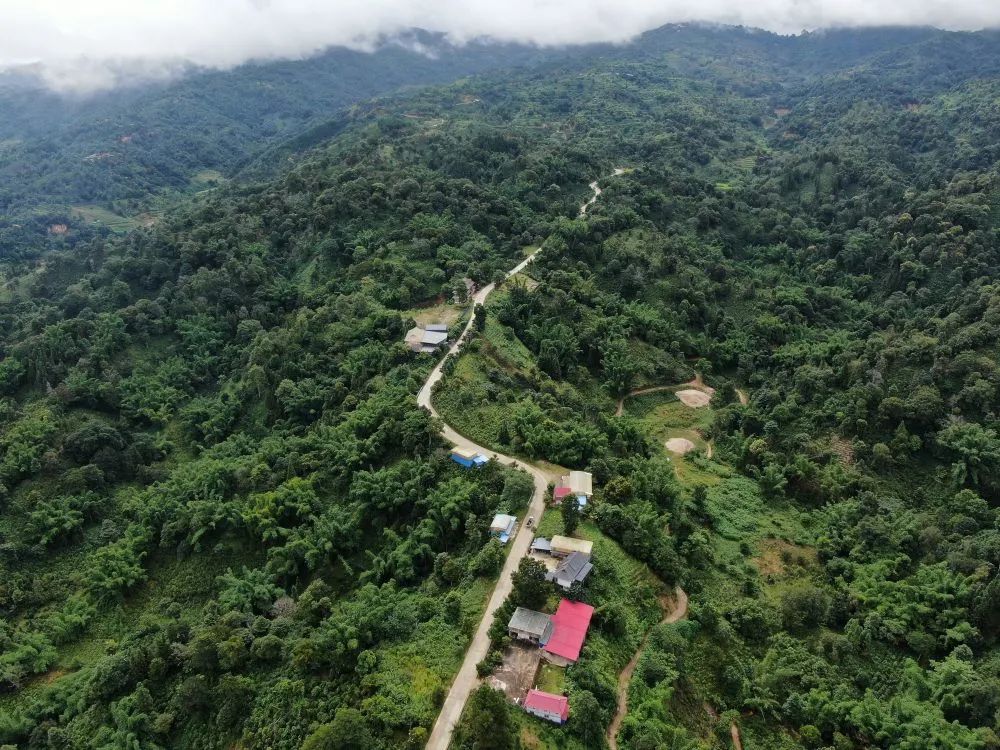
[405,322,450,353]
[560,470,593,497]
[550,535,593,558]
[489,513,518,543]
[508,607,553,645]
[451,447,488,468]
[530,537,552,554]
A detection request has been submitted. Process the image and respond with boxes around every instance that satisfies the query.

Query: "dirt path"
[703,703,744,750]
[614,376,716,417]
[607,586,689,750]
[422,171,621,750]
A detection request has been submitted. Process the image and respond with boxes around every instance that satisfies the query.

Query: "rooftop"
[543,599,594,662]
[524,689,569,720]
[530,537,552,553]
[550,535,593,556]
[547,551,593,586]
[562,470,593,496]
[490,513,517,535]
[508,607,554,640]
[422,330,448,346]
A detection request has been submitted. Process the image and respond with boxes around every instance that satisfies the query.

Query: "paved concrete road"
[421,173,617,750]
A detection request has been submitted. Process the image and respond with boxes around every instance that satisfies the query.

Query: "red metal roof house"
[523,689,569,724]
[543,599,594,664]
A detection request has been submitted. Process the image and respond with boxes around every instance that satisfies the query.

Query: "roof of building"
[562,470,593,496]
[508,607,553,640]
[531,537,552,552]
[550,535,594,556]
[425,323,449,332]
[548,552,593,585]
[524,689,569,720]
[451,447,478,459]
[553,486,572,500]
[422,330,449,346]
[544,599,594,662]
[490,513,517,533]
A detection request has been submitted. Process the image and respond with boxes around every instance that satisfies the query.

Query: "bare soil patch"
[666,437,696,454]
[488,643,541,702]
[753,538,818,576]
[829,434,855,465]
[675,389,711,408]
[409,304,462,327]
[48,224,68,235]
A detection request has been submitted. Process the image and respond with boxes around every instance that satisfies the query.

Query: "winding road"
[422,171,620,750]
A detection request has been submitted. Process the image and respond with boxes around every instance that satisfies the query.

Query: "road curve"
[422,172,618,750]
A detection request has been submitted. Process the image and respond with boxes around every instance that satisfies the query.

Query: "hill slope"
[0,25,998,750]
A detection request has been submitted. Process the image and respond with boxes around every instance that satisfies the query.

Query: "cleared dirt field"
[488,643,542,702]
[675,389,712,407]
[666,437,696,454]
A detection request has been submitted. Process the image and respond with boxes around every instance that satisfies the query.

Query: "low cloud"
[2,0,998,93]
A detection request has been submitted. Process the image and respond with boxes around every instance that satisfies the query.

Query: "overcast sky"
[3,0,999,92]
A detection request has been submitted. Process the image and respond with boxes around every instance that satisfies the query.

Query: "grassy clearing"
[535,663,566,695]
[406,301,464,327]
[70,204,141,232]
[625,389,716,478]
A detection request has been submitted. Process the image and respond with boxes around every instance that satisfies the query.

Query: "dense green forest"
[1,23,999,750]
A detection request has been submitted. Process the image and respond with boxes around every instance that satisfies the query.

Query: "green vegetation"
[2,21,1000,750]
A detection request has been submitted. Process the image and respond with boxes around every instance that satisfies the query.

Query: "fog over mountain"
[3,0,999,92]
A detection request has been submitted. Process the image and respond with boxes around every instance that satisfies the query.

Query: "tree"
[601,336,639,396]
[561,494,580,535]
[511,558,549,610]
[474,304,487,331]
[570,690,604,746]
[302,708,372,750]
[453,685,518,750]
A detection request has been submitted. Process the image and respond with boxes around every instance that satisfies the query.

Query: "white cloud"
[1,0,997,92]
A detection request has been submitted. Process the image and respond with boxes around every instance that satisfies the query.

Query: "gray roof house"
[546,552,593,590]
[404,325,450,353]
[530,537,552,554]
[508,607,553,645]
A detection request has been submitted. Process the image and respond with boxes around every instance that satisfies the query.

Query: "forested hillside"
[0,24,999,750]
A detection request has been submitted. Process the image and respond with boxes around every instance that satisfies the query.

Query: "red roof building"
[543,599,594,663]
[553,486,572,503]
[523,689,570,724]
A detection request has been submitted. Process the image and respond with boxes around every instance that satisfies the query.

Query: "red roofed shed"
[543,599,594,663]
[553,486,572,503]
[523,689,569,724]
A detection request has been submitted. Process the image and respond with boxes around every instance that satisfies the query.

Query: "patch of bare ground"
[48,224,68,235]
[488,643,541,702]
[829,434,855,465]
[666,437,696,455]
[675,389,711,408]
[753,538,818,577]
